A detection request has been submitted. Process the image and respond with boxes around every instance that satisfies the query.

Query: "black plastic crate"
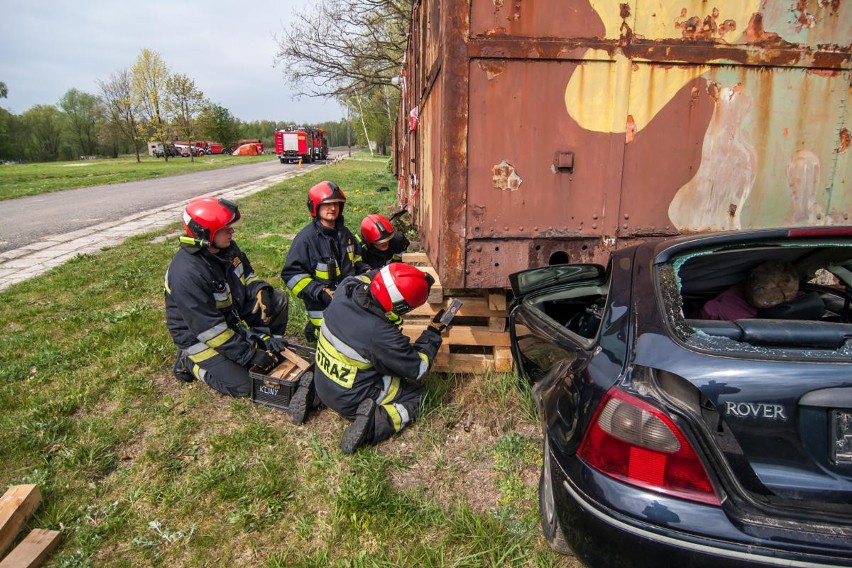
[250,349,312,411]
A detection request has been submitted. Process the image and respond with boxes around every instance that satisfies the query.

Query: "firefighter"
[357,213,410,270]
[313,262,448,454]
[281,181,369,342]
[165,198,304,408]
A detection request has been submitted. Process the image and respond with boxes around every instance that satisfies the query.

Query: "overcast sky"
[0,0,345,124]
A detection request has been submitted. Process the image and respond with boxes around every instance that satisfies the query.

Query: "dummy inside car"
[509,227,852,568]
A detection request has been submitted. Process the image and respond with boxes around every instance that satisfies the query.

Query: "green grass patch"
[0,154,273,201]
[0,156,569,566]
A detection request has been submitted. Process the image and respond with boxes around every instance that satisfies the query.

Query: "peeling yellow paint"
[565,53,708,133]
[570,1,762,134]
[591,0,759,41]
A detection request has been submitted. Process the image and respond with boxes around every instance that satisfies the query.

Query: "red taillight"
[578,388,721,506]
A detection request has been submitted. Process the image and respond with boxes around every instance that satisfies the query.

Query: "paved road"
[0,154,345,253]
[0,151,349,290]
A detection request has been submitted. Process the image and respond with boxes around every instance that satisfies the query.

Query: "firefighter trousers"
[180,289,289,397]
[364,376,424,444]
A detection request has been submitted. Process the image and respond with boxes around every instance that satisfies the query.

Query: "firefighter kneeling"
[312,263,447,454]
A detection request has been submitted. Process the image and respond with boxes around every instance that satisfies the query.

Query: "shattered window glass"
[658,242,852,361]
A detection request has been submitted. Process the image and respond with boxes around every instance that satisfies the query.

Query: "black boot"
[172,350,195,383]
[288,371,315,424]
[340,398,376,454]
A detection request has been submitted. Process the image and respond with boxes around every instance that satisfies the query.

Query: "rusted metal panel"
[467,59,625,240]
[397,0,852,289]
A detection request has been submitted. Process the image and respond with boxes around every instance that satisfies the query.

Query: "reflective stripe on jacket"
[164,242,268,367]
[313,275,442,417]
[281,217,368,320]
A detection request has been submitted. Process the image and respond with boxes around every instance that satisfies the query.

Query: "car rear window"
[661,240,852,360]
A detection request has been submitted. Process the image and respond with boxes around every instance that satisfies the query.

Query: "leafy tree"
[131,49,171,159]
[165,73,205,160]
[59,88,104,158]
[198,103,241,151]
[98,69,144,162]
[0,107,23,161]
[0,82,7,99]
[20,105,64,161]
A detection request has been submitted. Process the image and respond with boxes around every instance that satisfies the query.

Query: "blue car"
[509,227,852,567]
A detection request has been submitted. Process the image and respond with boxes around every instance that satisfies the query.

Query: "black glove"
[262,334,286,354]
[319,288,334,306]
[428,309,448,334]
[251,287,273,324]
[250,349,276,370]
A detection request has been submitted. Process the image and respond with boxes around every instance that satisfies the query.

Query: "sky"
[0,0,345,124]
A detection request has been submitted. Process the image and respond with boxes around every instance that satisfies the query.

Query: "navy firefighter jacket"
[313,275,442,417]
[164,241,268,368]
[281,216,368,323]
[357,230,410,270]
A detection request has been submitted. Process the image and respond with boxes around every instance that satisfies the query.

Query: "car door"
[509,263,610,452]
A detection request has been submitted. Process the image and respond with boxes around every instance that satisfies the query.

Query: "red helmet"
[307,181,346,217]
[370,263,434,315]
[182,197,240,245]
[360,214,394,245]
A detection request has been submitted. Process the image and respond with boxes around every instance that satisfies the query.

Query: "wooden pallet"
[401,253,513,373]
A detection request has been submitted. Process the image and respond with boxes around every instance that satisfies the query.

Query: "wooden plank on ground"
[0,529,61,568]
[0,485,41,558]
[431,352,495,373]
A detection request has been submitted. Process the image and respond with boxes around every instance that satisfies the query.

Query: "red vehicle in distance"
[193,141,225,155]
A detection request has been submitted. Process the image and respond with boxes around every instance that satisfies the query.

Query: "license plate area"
[831,410,852,465]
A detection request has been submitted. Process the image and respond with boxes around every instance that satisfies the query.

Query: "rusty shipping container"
[393,0,852,289]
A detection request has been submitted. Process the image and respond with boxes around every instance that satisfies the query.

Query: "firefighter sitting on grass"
[164,198,311,419]
[310,262,449,454]
[357,213,410,270]
[281,181,369,342]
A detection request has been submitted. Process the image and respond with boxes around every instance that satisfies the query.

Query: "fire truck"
[311,128,329,161]
[274,127,328,164]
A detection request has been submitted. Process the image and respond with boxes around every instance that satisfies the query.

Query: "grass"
[0,153,273,201]
[0,155,577,567]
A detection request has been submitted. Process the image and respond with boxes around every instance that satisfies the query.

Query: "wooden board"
[0,485,40,558]
[266,348,312,381]
[401,324,511,346]
[0,529,61,568]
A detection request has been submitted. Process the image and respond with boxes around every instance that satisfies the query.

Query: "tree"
[165,73,205,160]
[0,81,7,99]
[0,107,23,161]
[20,105,63,162]
[275,0,410,154]
[59,88,104,158]
[198,103,241,151]
[131,49,171,159]
[98,69,144,162]
[274,0,411,100]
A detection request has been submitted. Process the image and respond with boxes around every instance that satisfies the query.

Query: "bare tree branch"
[97,69,143,161]
[273,0,412,100]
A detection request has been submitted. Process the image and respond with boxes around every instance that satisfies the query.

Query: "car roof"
[651,227,852,263]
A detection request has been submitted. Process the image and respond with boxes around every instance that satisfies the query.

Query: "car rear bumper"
[552,451,852,567]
